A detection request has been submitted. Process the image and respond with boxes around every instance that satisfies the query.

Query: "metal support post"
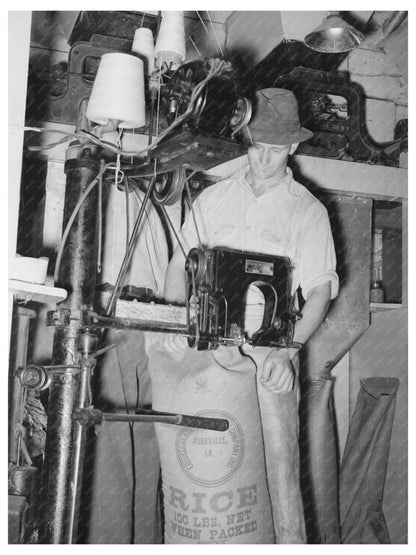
[39,146,101,544]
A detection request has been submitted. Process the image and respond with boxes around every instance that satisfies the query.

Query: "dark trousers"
[82,329,162,544]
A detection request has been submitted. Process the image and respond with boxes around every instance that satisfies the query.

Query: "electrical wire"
[26,136,71,151]
[23,126,79,138]
[77,130,142,157]
[155,71,162,143]
[54,161,110,284]
[245,124,255,146]
[23,126,79,152]
[188,35,203,59]
[23,126,139,158]
[206,11,225,57]
[196,11,210,35]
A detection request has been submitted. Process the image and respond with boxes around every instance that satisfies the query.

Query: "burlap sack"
[148,341,275,544]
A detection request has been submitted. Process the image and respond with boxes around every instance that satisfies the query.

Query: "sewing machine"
[185,247,300,350]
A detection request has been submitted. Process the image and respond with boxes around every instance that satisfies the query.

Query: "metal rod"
[74,408,229,432]
[8,306,37,464]
[148,95,155,146]
[104,412,181,425]
[105,175,157,316]
[67,360,92,543]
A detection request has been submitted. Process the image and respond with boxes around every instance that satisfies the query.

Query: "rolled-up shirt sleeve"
[297,203,339,301]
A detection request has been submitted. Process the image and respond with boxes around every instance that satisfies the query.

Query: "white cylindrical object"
[155,11,186,67]
[11,256,49,284]
[86,53,146,129]
[132,27,155,75]
[371,228,383,281]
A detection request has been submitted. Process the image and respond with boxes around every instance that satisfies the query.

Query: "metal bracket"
[46,308,94,328]
[46,308,71,327]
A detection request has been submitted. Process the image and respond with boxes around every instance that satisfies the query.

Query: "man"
[163,88,339,542]
[86,185,168,544]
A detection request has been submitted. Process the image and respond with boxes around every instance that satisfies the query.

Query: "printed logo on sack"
[175,410,245,487]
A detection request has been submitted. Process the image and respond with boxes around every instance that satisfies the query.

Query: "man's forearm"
[287,282,331,359]
[260,282,332,392]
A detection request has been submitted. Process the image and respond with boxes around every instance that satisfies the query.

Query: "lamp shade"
[86,53,146,129]
[155,11,186,67]
[304,14,364,53]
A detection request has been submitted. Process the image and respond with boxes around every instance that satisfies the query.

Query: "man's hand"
[260,349,295,393]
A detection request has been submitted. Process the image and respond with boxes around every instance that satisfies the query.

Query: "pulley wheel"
[230,97,252,135]
[185,248,207,284]
[152,167,186,205]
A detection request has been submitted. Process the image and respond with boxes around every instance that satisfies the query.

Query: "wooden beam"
[115,299,186,325]
[293,154,408,200]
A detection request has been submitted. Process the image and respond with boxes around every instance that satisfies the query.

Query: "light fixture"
[304,12,364,53]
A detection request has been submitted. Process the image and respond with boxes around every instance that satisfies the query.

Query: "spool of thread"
[132,27,155,75]
[155,11,186,68]
[86,53,146,129]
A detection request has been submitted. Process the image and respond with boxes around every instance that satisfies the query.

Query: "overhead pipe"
[382,11,407,39]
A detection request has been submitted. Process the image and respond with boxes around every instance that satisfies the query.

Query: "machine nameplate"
[245,260,274,276]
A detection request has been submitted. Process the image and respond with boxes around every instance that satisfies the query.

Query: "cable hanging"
[206,11,225,58]
[54,161,110,285]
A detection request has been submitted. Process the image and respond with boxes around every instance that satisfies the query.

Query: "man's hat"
[247,88,313,145]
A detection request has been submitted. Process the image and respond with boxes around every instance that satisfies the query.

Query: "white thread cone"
[132,27,155,75]
[86,53,146,129]
[155,11,186,67]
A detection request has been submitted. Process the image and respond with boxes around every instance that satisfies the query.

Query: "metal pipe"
[73,407,229,431]
[8,306,37,465]
[67,360,93,543]
[382,11,407,38]
[148,94,156,146]
[39,148,101,544]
